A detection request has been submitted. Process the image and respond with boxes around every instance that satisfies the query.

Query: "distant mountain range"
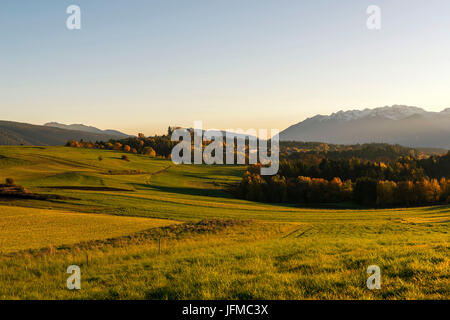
[0,121,130,146]
[2,105,450,148]
[279,105,450,149]
[44,122,129,138]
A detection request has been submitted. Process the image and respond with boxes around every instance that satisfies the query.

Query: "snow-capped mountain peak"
[279,105,450,149]
[311,105,428,122]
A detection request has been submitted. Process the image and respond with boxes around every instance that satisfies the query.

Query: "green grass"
[0,146,448,299]
[0,205,178,253]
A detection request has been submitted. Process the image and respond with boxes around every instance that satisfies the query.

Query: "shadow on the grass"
[132,183,234,199]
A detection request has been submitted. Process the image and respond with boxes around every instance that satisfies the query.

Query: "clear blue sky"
[1,0,450,135]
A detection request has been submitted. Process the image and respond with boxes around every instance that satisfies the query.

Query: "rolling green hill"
[0,146,448,299]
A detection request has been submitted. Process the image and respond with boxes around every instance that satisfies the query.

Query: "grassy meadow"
[0,146,448,299]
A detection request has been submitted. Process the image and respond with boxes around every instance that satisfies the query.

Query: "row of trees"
[66,130,175,158]
[355,177,449,206]
[66,127,277,163]
[237,173,353,203]
[236,171,450,207]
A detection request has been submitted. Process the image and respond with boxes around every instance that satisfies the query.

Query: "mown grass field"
[0,146,448,299]
[0,205,178,253]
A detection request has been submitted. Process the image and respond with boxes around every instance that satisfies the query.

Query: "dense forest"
[279,141,445,163]
[236,153,450,207]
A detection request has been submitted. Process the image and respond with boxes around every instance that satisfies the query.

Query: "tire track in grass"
[281,224,314,239]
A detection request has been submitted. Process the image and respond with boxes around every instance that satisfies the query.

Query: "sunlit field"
[0,146,448,299]
[0,205,178,253]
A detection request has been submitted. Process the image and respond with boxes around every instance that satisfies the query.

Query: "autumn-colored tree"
[143,147,156,157]
[377,180,397,206]
[66,140,81,148]
[123,145,131,153]
[429,179,441,202]
[113,142,122,150]
[415,179,439,203]
[329,177,343,202]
